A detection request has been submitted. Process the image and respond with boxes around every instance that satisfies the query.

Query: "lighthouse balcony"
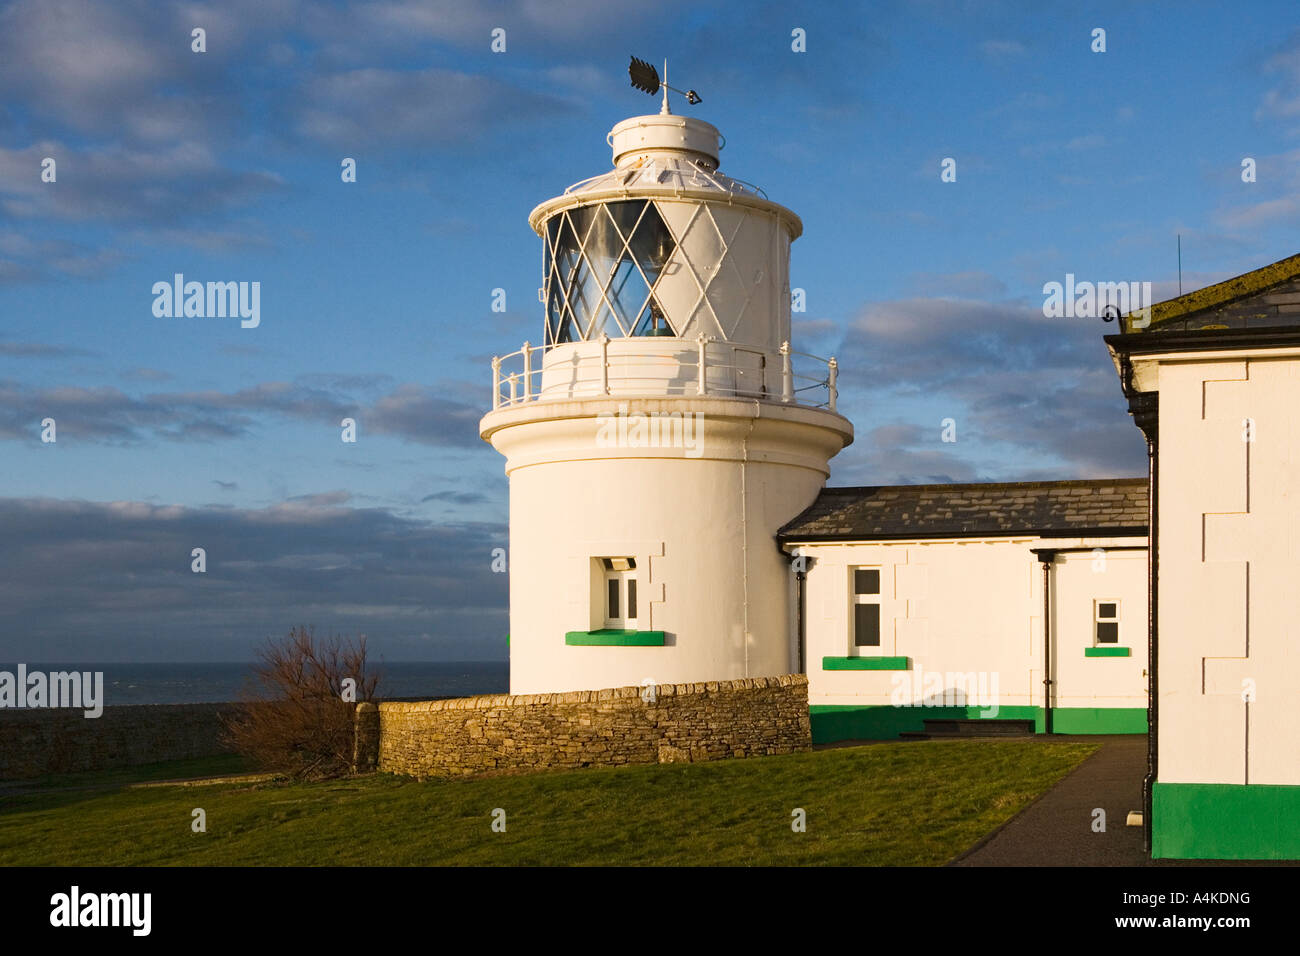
[489,336,838,411]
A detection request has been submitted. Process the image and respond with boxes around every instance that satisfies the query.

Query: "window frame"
[850,566,883,653]
[601,557,639,629]
[1094,599,1120,646]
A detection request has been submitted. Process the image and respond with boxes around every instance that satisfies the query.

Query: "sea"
[4,662,510,706]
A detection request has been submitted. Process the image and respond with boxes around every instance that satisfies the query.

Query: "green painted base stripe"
[1050,708,1147,734]
[809,705,1043,742]
[1085,646,1131,657]
[808,704,1147,743]
[822,656,910,670]
[1154,782,1300,860]
[564,629,665,646]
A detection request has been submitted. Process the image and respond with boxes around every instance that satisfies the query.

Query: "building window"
[1095,600,1119,644]
[852,567,881,649]
[603,557,638,628]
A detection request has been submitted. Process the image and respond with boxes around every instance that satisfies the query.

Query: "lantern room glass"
[544,200,676,344]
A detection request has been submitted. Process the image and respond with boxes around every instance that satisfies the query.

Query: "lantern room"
[530,112,801,352]
[489,111,827,408]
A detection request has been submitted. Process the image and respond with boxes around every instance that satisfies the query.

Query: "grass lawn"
[0,753,254,794]
[0,739,1097,866]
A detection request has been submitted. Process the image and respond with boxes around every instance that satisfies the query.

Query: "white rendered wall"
[483,396,851,695]
[1151,355,1300,787]
[797,537,1149,711]
[1052,549,1149,708]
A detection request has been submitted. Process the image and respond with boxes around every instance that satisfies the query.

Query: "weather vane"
[628,56,701,113]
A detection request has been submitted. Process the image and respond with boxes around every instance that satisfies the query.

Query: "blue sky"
[3,0,1299,661]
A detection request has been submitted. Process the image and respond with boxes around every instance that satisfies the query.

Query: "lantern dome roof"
[528,113,800,239]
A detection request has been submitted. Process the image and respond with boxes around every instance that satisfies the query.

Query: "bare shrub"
[222,626,380,780]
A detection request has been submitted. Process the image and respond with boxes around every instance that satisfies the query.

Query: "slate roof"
[778,477,1148,542]
[1120,251,1300,334]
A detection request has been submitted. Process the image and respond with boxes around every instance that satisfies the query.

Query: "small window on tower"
[602,558,638,629]
[1095,600,1120,644]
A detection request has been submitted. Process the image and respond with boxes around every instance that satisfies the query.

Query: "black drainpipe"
[1133,390,1159,855]
[1036,550,1055,735]
[795,561,807,674]
[1028,544,1145,735]
[778,543,809,674]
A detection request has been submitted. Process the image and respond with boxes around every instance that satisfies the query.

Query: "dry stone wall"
[358,674,810,778]
[2,677,812,781]
[0,703,240,780]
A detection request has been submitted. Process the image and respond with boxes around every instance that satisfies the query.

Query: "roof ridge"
[820,477,1147,494]
[779,477,1151,540]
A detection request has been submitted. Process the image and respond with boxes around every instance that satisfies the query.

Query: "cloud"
[832,423,980,486]
[0,376,484,447]
[793,318,837,338]
[904,270,1007,299]
[121,367,173,382]
[0,0,662,285]
[284,490,353,507]
[1211,148,1300,232]
[1217,195,1300,230]
[0,260,40,283]
[0,338,93,359]
[831,296,1149,479]
[367,384,484,447]
[422,489,488,506]
[0,230,130,282]
[980,39,1026,59]
[0,0,194,141]
[289,67,569,150]
[982,91,1061,122]
[1019,134,1106,159]
[304,0,691,60]
[0,142,285,226]
[0,0,299,145]
[1065,133,1105,151]
[1258,34,1300,128]
[297,372,394,392]
[0,495,507,661]
[132,226,275,253]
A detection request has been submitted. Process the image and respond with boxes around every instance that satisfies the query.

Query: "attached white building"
[779,479,1149,742]
[1107,254,1300,860]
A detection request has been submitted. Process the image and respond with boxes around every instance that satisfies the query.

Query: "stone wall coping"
[375,673,808,714]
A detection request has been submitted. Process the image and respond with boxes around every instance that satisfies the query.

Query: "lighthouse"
[481,80,853,695]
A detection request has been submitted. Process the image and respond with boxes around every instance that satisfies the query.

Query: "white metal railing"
[489,334,838,413]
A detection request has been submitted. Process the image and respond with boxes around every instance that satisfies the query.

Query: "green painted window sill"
[1085,646,1131,657]
[822,656,910,670]
[565,629,665,646]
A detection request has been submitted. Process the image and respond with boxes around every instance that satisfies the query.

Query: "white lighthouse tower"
[482,80,853,695]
